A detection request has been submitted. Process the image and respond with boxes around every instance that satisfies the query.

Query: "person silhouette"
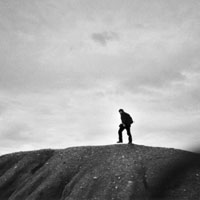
[117,109,134,144]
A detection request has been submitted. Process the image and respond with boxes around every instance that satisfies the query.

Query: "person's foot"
[128,142,133,144]
[117,141,122,143]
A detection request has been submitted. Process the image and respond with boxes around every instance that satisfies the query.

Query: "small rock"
[128,181,133,185]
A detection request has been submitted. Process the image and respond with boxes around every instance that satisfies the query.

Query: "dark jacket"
[120,112,133,126]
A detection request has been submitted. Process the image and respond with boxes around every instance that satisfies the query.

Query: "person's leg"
[126,126,132,144]
[118,124,125,143]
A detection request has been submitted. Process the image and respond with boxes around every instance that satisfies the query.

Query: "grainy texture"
[0,144,200,200]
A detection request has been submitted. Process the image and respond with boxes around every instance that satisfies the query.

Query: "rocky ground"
[0,144,200,200]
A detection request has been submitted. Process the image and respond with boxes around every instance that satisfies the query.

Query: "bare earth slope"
[0,144,200,200]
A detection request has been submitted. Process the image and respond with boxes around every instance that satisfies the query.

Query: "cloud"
[0,122,31,142]
[91,31,119,46]
[0,0,199,94]
[0,90,118,154]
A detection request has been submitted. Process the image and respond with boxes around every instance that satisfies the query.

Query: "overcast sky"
[0,0,200,155]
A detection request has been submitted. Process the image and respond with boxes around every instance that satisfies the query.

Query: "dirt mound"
[0,144,200,200]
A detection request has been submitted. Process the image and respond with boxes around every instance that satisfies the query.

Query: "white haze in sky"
[0,0,200,154]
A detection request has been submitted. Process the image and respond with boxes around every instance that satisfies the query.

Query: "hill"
[0,144,200,200]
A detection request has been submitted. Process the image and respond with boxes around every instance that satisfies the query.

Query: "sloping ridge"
[0,144,200,200]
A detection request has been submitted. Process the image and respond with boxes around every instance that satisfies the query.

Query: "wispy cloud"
[91,31,119,46]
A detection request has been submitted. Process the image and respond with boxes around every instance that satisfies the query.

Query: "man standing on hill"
[117,109,134,144]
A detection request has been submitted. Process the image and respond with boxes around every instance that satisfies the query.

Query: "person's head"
[119,109,124,114]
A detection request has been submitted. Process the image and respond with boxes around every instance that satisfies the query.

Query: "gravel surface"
[0,144,200,200]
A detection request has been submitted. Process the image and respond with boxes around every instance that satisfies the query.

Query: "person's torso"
[121,112,132,125]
